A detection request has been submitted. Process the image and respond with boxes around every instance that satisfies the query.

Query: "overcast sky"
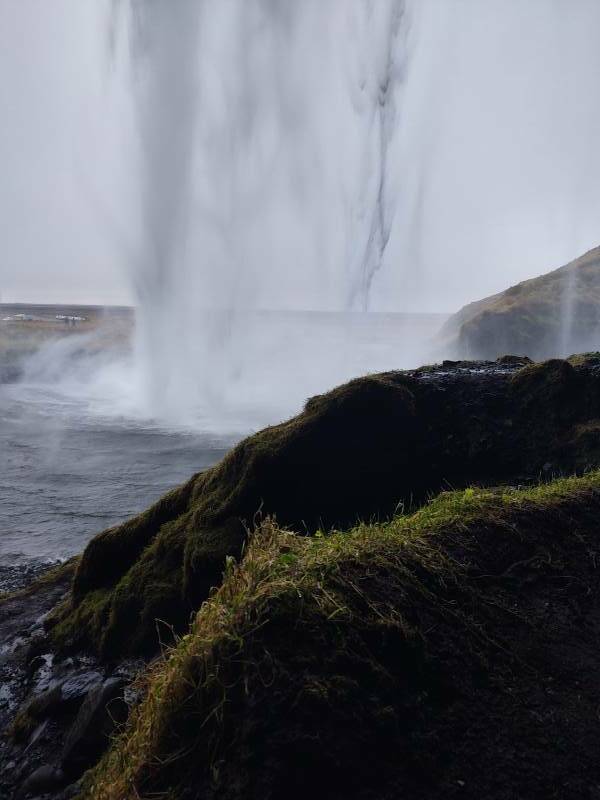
[1,1,600,311]
[0,0,133,305]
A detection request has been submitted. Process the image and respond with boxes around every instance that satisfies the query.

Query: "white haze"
[2,1,600,426]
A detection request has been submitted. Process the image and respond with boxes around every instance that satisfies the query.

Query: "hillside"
[88,473,600,799]
[440,246,600,360]
[48,355,600,659]
[5,356,600,798]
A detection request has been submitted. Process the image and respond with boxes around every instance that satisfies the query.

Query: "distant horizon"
[4,239,599,318]
[0,300,452,317]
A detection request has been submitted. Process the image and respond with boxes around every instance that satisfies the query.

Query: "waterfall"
[109,1,600,425]
[111,0,410,423]
[559,265,577,359]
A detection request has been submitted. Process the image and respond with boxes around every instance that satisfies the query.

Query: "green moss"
[71,477,198,601]
[84,471,600,800]
[54,374,420,658]
[49,589,113,652]
[53,360,600,659]
[567,351,600,367]
[510,358,579,415]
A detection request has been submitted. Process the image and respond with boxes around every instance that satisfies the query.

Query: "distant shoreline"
[1,303,451,319]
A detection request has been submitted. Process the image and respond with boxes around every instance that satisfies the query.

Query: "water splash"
[111,0,410,423]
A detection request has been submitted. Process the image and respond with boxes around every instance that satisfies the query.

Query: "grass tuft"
[84,471,600,800]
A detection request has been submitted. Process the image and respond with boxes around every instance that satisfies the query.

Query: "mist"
[105,0,600,421]
[2,0,600,424]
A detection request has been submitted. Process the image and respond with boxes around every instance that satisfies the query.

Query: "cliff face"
[440,246,600,360]
[50,354,600,660]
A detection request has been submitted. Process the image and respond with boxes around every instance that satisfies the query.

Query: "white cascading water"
[109,1,600,428]
[559,266,577,359]
[110,0,415,426]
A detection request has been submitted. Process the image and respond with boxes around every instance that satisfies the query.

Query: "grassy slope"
[86,472,600,800]
[440,245,600,360]
[49,357,600,660]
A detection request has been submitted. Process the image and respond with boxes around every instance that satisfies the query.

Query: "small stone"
[61,677,127,779]
[25,655,46,681]
[60,671,103,708]
[20,764,64,797]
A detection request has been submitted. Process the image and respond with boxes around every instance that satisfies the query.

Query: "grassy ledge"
[49,358,600,659]
[85,472,600,800]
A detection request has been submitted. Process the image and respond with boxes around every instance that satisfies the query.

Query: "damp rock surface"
[0,563,142,800]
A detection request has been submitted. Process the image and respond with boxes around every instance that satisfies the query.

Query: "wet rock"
[25,655,46,682]
[23,634,49,665]
[26,719,49,749]
[496,354,532,366]
[11,686,62,743]
[19,764,64,797]
[59,671,103,710]
[54,779,82,800]
[11,670,105,748]
[61,677,127,779]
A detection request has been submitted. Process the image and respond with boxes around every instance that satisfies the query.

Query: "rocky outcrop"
[440,246,600,360]
[61,677,127,780]
[50,354,600,660]
[0,563,140,800]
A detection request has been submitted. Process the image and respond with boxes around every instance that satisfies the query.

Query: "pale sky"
[1,1,600,312]
[0,0,133,305]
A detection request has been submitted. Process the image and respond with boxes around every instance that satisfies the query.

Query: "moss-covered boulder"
[440,245,600,360]
[51,355,600,658]
[86,473,600,800]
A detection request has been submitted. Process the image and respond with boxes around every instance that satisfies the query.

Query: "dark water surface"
[0,311,448,586]
[0,384,233,574]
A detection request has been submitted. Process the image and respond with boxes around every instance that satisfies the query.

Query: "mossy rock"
[9,685,63,744]
[86,472,600,800]
[53,357,600,658]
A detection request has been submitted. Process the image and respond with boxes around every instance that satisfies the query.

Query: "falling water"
[111,0,412,424]
[109,1,600,426]
[559,265,577,358]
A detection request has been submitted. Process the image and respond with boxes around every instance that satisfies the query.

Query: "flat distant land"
[0,303,134,382]
[1,302,133,326]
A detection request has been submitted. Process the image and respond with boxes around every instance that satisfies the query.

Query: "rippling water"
[0,311,447,584]
[0,384,234,568]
